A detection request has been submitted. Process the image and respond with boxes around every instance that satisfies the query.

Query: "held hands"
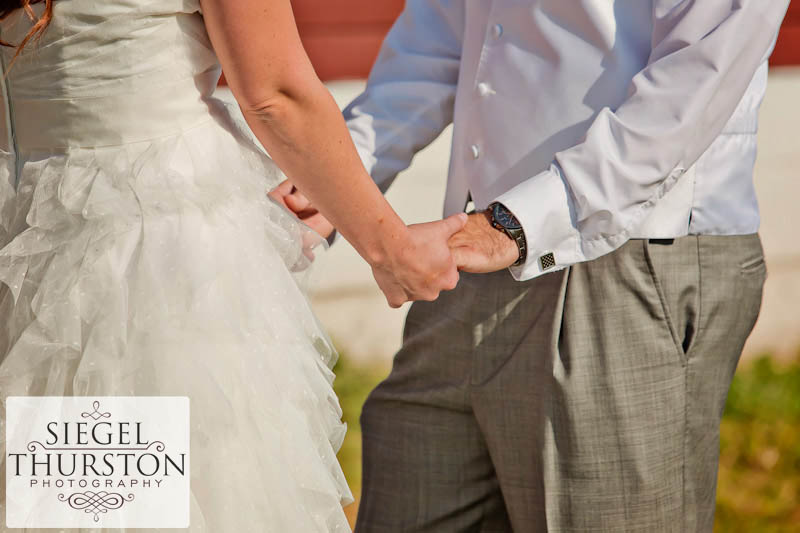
[270,180,467,307]
[270,181,519,305]
[448,212,520,273]
[369,211,518,307]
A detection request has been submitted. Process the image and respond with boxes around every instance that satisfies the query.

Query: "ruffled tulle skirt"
[0,102,353,532]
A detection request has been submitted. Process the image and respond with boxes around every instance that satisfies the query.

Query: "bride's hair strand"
[1,0,54,67]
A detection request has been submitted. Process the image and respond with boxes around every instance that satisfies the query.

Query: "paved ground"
[220,67,800,364]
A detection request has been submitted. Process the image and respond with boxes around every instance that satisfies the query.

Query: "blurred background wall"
[290,0,404,81]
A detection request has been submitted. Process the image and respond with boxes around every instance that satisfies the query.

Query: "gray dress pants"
[355,234,766,532]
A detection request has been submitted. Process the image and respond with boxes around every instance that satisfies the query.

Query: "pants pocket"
[642,238,701,361]
[740,254,767,277]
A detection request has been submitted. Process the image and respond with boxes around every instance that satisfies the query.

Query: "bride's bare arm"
[199,0,464,305]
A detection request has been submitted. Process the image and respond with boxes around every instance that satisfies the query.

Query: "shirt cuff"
[493,165,581,281]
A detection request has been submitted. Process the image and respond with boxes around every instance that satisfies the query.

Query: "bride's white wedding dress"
[0,0,353,531]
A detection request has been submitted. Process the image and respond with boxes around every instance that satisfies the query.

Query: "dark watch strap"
[508,227,527,267]
[487,203,527,267]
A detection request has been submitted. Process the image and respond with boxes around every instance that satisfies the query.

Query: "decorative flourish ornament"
[81,400,112,420]
[58,491,135,522]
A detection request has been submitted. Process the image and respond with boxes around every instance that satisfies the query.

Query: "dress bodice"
[0,0,221,151]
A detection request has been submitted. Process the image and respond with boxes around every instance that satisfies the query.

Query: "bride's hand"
[371,213,467,308]
[269,180,335,239]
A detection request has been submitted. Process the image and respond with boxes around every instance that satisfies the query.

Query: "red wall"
[772,1,800,66]
[292,0,404,81]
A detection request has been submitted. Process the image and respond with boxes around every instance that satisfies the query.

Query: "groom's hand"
[269,180,335,239]
[449,212,519,273]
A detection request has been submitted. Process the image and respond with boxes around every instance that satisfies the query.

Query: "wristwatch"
[487,202,527,267]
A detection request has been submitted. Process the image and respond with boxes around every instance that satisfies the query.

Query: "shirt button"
[492,23,504,39]
[477,82,493,97]
[470,144,481,159]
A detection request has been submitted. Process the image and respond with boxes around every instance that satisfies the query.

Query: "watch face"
[492,203,522,230]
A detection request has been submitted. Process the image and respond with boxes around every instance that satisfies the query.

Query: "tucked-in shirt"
[343,0,790,280]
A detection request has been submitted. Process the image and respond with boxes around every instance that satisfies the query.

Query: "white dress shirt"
[343,0,790,281]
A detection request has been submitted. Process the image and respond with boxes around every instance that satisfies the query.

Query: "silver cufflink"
[539,253,556,270]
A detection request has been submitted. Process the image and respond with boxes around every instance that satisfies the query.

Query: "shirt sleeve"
[495,0,790,281]
[342,0,464,192]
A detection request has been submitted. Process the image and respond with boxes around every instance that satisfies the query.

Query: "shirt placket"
[464,2,504,209]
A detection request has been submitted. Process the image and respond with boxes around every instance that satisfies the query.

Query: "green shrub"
[333,356,388,494]
[716,355,800,532]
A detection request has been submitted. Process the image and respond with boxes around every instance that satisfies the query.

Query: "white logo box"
[5,396,190,529]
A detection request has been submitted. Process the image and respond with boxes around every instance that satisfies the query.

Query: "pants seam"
[693,236,705,342]
[682,237,705,532]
